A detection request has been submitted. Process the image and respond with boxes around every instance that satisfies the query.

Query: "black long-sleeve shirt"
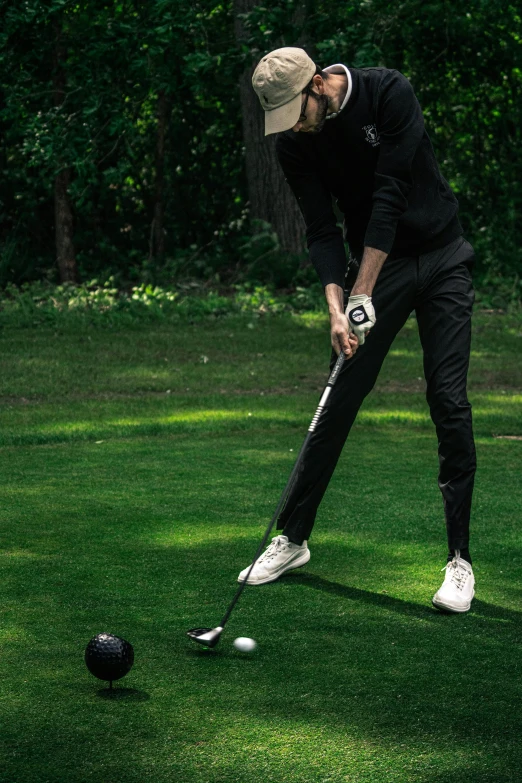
[276,67,462,288]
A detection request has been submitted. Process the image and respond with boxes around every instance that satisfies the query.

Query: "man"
[238,47,476,612]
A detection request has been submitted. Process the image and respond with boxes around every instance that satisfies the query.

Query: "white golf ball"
[233,636,257,652]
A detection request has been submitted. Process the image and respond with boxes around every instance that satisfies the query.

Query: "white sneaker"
[432,551,475,613]
[237,535,310,585]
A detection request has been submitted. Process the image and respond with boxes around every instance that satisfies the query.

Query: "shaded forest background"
[1,0,521,302]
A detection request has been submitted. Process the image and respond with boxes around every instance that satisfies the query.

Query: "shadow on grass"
[287,571,522,635]
[471,597,522,623]
[96,686,150,701]
[184,647,259,665]
[289,571,433,616]
[185,647,221,659]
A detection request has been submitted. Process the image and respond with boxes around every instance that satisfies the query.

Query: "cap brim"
[264,92,302,136]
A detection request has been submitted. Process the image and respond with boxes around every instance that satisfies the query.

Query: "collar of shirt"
[323,64,352,120]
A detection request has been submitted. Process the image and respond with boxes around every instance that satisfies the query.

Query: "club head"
[187,626,223,649]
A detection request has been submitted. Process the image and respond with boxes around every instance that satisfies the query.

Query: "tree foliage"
[1,0,520,297]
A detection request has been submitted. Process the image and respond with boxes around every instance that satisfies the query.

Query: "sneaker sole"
[238,549,311,585]
[432,589,475,613]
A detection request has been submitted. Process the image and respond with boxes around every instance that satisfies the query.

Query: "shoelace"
[441,557,470,592]
[257,536,288,563]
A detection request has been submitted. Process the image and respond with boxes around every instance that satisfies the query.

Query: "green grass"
[0,310,521,782]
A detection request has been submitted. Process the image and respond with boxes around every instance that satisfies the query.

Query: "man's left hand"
[347,294,376,345]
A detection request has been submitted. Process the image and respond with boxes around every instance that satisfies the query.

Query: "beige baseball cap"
[252,47,316,135]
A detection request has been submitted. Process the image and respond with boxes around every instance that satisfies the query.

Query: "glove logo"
[349,307,369,324]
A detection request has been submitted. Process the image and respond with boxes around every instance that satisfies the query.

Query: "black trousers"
[277,236,476,552]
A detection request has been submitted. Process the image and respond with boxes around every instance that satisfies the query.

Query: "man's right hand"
[330,312,359,358]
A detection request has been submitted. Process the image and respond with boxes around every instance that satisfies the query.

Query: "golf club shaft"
[219,349,346,629]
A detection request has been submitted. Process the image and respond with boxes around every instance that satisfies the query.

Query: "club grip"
[308,351,345,432]
[328,349,346,386]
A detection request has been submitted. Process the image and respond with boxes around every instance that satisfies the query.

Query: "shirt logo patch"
[363,124,380,147]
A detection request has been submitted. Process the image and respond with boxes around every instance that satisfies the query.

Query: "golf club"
[187,346,348,648]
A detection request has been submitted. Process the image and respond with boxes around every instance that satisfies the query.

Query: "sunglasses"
[298,88,312,123]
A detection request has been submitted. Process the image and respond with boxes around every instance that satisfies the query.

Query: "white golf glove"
[346,294,376,345]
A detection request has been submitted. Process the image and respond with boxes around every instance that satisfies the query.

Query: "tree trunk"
[54,167,77,283]
[234,2,306,255]
[52,18,77,283]
[150,88,168,262]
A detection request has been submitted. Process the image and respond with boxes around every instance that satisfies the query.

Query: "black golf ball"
[84,633,134,683]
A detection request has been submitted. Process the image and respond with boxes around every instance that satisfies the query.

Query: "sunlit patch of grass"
[291,311,329,329]
[0,549,54,561]
[482,393,522,404]
[358,409,430,424]
[0,625,34,644]
[107,409,293,426]
[146,526,255,549]
[387,349,421,358]
[470,350,495,358]
[110,368,172,381]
